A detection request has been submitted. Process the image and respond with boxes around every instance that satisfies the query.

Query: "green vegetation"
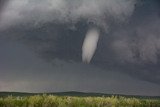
[0,94,160,107]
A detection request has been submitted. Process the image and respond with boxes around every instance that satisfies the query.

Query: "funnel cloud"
[82,28,100,63]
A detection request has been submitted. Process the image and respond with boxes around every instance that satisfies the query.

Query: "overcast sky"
[0,0,160,96]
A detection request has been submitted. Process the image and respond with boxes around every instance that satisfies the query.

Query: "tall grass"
[0,95,160,107]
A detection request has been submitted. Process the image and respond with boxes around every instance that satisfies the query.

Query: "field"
[0,92,160,107]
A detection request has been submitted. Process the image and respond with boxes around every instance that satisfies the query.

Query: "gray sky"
[0,0,160,96]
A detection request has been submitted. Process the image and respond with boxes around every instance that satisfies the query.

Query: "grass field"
[0,94,160,107]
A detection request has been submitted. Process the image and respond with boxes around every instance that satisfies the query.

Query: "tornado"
[82,28,100,63]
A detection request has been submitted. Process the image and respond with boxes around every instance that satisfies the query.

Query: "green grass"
[0,95,160,107]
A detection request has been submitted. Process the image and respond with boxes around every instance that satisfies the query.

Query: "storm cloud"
[0,0,137,30]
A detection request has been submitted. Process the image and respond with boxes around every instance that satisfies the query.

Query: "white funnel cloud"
[82,28,100,63]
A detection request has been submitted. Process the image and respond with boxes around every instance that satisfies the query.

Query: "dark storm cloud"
[0,0,160,95]
[111,3,160,64]
[0,0,138,61]
[107,1,160,84]
[0,0,9,17]
[0,0,8,11]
